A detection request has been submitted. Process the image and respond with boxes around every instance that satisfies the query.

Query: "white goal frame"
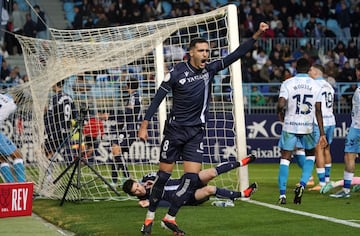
[9,4,250,200]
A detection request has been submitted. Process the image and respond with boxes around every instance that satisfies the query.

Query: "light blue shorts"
[0,133,17,156]
[278,130,316,151]
[313,124,335,145]
[296,140,303,149]
[344,127,360,153]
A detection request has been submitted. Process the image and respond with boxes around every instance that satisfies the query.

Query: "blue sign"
[0,113,352,164]
[244,114,351,163]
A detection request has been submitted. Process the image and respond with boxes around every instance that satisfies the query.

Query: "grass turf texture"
[32,163,360,236]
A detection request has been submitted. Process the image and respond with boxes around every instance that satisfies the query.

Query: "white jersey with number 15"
[279,74,322,134]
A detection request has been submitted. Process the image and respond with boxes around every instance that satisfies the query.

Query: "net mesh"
[3,5,244,201]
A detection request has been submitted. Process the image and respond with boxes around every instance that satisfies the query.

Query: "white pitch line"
[248,200,360,228]
[32,213,75,235]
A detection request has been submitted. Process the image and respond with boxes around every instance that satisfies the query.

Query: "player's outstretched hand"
[253,22,269,39]
[259,22,269,33]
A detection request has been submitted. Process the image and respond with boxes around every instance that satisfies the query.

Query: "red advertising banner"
[0,182,34,218]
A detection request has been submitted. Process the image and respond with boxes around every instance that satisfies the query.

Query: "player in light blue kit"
[0,90,26,183]
[138,22,269,235]
[276,58,327,205]
[308,64,336,192]
[330,63,360,198]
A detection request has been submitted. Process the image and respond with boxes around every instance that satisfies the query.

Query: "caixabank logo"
[245,114,351,162]
[245,114,350,139]
[247,120,279,138]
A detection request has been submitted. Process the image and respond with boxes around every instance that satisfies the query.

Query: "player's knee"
[207,168,217,179]
[10,149,23,159]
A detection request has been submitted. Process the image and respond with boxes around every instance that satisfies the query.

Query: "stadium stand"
[1,0,359,116]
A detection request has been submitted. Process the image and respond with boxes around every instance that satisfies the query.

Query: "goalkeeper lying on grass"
[122,154,257,208]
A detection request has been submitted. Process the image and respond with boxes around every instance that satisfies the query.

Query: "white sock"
[146,211,155,219]
[165,213,176,221]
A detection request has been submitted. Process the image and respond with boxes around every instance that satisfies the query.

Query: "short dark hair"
[122,179,136,196]
[189,37,208,50]
[312,63,325,74]
[296,58,311,73]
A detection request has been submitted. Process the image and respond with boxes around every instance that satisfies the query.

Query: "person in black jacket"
[23,13,36,37]
[33,5,47,39]
[72,5,83,30]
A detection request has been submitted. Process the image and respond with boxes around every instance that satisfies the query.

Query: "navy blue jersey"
[102,110,124,143]
[139,172,157,201]
[124,91,142,131]
[139,172,206,205]
[144,38,256,126]
[140,172,157,183]
[45,91,77,135]
[102,91,141,149]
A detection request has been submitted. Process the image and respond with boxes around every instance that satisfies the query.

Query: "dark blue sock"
[148,170,171,212]
[215,161,240,175]
[215,187,241,199]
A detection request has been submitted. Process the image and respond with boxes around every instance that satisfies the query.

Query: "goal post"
[10,4,250,201]
[227,4,249,192]
[154,41,167,142]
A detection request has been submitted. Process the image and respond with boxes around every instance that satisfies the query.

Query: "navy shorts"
[163,179,208,206]
[159,123,204,164]
[185,182,209,206]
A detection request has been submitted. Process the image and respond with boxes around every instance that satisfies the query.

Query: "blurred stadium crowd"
[0,0,359,113]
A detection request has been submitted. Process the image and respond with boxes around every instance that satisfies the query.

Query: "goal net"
[7,4,249,201]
